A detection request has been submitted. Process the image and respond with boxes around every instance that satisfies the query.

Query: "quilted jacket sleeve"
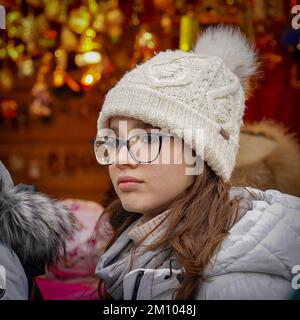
[196,272,294,300]
[0,243,28,300]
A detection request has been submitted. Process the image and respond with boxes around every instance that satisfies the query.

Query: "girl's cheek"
[108,165,115,179]
[108,166,118,188]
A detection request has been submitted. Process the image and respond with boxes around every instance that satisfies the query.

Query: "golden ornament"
[88,0,99,14]
[18,57,35,77]
[179,14,199,52]
[78,28,100,53]
[108,25,122,43]
[69,6,91,35]
[45,0,61,21]
[80,65,102,88]
[0,67,14,91]
[106,8,124,25]
[60,26,78,52]
[93,13,106,33]
[7,11,23,39]
[75,51,102,67]
[53,69,65,87]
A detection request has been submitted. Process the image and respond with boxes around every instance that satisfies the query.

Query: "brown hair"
[97,162,243,300]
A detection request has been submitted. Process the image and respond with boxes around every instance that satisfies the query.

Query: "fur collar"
[0,161,76,267]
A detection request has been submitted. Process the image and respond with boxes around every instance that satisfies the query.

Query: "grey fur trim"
[0,161,76,266]
[0,161,14,192]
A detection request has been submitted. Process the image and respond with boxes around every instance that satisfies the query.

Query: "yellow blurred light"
[85,51,101,63]
[179,15,199,52]
[69,7,91,35]
[161,15,172,29]
[86,28,96,38]
[55,49,63,58]
[81,68,101,87]
[7,44,20,61]
[138,37,146,47]
[53,69,65,87]
[19,58,34,77]
[106,8,124,25]
[75,51,101,67]
[144,32,152,40]
[93,13,105,32]
[88,0,99,14]
[147,41,155,49]
[80,38,94,52]
[16,44,25,53]
[7,11,22,23]
[0,48,7,58]
[83,74,94,85]
[181,43,189,51]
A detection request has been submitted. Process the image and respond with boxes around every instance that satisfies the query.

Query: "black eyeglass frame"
[91,132,175,165]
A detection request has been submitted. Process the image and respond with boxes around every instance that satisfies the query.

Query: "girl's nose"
[115,144,139,167]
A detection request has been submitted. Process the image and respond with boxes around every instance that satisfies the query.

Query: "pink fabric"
[35,198,113,300]
[35,276,100,300]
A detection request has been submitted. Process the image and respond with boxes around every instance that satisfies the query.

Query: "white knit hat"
[97,26,259,181]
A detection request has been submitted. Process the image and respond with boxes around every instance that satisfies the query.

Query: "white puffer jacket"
[97,187,300,300]
[195,187,300,299]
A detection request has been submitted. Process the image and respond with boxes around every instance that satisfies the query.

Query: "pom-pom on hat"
[97,25,260,181]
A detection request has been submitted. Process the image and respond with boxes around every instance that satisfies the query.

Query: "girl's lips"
[118,181,144,191]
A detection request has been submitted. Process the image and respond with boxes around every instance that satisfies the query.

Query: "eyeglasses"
[93,132,174,165]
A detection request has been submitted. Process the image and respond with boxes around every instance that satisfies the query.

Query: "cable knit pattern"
[97,27,257,181]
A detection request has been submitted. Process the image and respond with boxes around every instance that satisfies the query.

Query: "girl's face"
[108,116,196,221]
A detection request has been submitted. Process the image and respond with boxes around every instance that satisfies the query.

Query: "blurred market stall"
[0,0,299,202]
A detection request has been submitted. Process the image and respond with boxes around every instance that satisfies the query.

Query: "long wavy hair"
[96,162,245,300]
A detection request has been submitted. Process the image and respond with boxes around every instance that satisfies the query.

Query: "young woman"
[94,26,300,300]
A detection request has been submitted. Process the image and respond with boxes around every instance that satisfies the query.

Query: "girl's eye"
[100,137,117,148]
[107,138,118,147]
[140,134,152,144]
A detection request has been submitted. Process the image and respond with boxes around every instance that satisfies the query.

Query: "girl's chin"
[120,201,147,214]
